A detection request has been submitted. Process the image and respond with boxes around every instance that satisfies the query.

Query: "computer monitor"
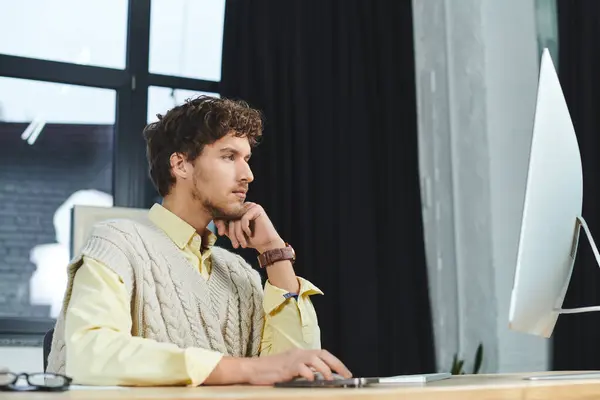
[508,48,600,341]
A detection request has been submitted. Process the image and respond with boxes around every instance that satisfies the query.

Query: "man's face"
[184,133,254,220]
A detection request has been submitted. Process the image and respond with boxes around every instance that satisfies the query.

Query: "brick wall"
[0,123,113,317]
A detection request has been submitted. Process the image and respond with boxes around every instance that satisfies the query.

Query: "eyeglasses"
[0,372,72,392]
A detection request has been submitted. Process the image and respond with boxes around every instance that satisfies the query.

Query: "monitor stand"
[526,216,600,381]
[554,216,600,315]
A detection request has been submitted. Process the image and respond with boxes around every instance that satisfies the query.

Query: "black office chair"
[43,328,54,372]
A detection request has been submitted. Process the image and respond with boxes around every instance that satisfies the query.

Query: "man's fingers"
[317,350,352,378]
[228,221,238,248]
[240,204,262,237]
[216,203,265,249]
[245,205,264,221]
[297,364,314,381]
[307,356,333,380]
[218,221,229,238]
[235,221,247,248]
[241,215,252,237]
[214,220,224,236]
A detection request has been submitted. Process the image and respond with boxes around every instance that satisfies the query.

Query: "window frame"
[0,0,221,342]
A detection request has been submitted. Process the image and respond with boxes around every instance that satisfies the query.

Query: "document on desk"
[70,385,127,390]
[376,372,451,384]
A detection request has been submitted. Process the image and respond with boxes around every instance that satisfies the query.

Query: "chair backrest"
[70,205,149,258]
[43,328,54,372]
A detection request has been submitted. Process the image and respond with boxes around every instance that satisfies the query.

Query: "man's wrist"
[237,357,256,383]
[204,356,255,385]
[257,238,286,254]
[257,238,299,293]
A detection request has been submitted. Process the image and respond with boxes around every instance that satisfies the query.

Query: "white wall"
[413,0,549,373]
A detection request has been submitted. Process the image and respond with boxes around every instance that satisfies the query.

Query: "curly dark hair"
[143,95,263,197]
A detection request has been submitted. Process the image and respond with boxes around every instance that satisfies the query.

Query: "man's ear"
[170,152,190,179]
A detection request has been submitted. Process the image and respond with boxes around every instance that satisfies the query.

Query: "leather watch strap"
[258,244,295,268]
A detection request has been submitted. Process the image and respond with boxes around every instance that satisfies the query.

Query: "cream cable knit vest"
[46,217,264,375]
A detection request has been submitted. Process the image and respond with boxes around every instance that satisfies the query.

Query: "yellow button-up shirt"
[64,204,323,386]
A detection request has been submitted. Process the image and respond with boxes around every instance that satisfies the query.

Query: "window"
[147,87,220,122]
[0,78,115,319]
[0,78,116,125]
[0,0,128,69]
[0,0,224,343]
[149,0,226,81]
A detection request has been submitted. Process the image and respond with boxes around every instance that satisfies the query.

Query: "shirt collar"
[148,203,217,250]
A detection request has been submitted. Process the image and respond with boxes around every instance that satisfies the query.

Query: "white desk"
[4,372,600,400]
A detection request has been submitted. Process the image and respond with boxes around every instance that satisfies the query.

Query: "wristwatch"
[258,243,296,268]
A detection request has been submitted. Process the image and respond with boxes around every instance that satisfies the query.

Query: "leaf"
[451,353,466,375]
[457,360,464,375]
[472,343,483,374]
[451,353,460,375]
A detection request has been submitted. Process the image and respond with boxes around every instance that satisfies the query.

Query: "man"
[46,96,351,386]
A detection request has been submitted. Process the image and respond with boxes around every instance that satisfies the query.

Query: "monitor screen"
[508,48,583,337]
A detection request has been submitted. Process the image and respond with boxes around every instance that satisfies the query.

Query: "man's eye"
[223,155,235,161]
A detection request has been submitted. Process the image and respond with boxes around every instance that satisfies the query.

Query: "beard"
[191,176,245,221]
[204,199,245,221]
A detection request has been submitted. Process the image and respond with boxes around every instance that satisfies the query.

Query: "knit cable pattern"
[47,217,264,373]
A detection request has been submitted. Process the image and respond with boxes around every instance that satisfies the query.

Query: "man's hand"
[214,202,299,293]
[247,349,352,385]
[205,349,352,386]
[214,203,284,254]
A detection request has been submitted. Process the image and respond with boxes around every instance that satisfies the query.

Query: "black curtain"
[552,0,600,370]
[220,0,435,377]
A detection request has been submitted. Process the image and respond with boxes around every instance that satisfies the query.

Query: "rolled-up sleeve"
[260,277,323,355]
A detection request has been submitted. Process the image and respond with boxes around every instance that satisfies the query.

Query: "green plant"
[451,343,483,375]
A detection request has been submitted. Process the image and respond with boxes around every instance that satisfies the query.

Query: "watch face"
[286,244,296,259]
